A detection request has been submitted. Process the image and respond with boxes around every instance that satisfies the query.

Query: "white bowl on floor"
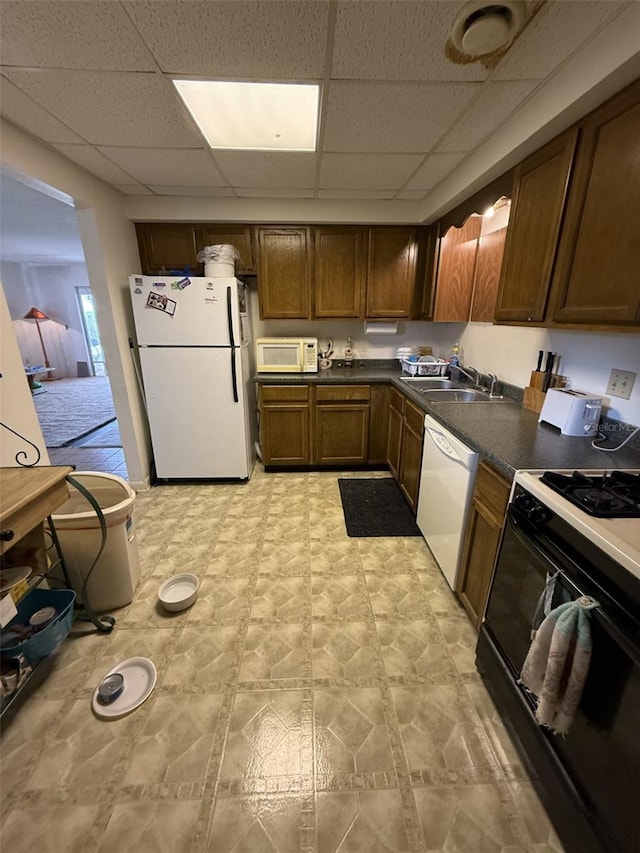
[158,573,200,612]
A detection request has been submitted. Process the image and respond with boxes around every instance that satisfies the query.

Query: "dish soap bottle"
[344,336,353,368]
[449,341,461,368]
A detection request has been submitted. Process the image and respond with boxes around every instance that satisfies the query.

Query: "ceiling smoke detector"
[451,1,526,56]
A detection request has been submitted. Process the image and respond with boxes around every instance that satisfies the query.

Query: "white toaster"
[539,388,603,437]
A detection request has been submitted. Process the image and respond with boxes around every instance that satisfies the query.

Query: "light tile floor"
[0,467,564,853]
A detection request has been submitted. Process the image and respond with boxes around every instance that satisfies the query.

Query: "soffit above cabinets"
[0,0,636,205]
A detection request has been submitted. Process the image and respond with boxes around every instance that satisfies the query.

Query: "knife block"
[522,371,567,414]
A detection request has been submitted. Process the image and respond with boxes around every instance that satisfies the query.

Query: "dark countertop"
[255,365,640,479]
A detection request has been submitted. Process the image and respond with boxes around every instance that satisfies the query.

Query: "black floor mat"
[338,478,422,537]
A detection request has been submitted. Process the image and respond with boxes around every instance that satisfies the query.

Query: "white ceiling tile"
[147,186,235,197]
[0,77,84,144]
[3,70,201,147]
[52,144,138,184]
[0,1,155,71]
[323,81,480,153]
[123,0,329,77]
[319,154,423,190]
[332,0,487,82]
[317,189,396,199]
[213,152,316,188]
[235,188,315,198]
[493,1,630,81]
[97,148,227,186]
[436,80,539,152]
[405,152,466,190]
[395,189,427,200]
[114,185,155,196]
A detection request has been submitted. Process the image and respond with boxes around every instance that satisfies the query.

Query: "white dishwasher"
[416,415,479,590]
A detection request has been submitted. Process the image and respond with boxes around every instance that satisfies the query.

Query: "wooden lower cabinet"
[456,462,511,628]
[386,390,424,512]
[386,387,404,479]
[314,385,370,464]
[259,385,310,465]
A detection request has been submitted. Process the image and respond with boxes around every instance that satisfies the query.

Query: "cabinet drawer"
[475,462,511,520]
[260,385,309,403]
[403,399,425,435]
[315,385,371,402]
[389,386,405,414]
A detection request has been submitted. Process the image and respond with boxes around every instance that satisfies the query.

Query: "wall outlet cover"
[606,369,636,400]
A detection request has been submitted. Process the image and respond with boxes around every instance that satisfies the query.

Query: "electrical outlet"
[606,369,636,400]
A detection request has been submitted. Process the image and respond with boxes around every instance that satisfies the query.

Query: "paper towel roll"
[364,321,398,335]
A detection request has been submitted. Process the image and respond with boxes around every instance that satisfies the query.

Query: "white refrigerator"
[129,274,256,480]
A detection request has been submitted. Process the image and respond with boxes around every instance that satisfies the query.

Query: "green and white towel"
[520,596,598,736]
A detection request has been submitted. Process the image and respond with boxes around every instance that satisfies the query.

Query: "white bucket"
[199,243,238,277]
[204,260,235,277]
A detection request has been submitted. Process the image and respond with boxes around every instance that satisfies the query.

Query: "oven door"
[483,506,640,852]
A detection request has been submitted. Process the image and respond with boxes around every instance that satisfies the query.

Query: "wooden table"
[1,466,73,555]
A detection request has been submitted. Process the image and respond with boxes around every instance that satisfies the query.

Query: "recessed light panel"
[173,80,320,151]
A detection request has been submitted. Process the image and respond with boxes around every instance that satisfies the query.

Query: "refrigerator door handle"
[230,348,239,403]
[226,286,236,348]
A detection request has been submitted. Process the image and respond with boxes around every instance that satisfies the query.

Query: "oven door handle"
[509,510,640,665]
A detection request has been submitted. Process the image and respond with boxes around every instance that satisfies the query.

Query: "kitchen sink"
[421,389,507,402]
[400,377,464,390]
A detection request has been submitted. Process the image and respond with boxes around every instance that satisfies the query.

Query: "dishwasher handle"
[425,426,468,467]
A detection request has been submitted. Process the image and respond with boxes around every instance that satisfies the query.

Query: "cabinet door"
[550,80,640,326]
[415,224,440,320]
[432,217,481,321]
[257,228,311,319]
[386,405,403,480]
[135,223,199,275]
[494,130,578,324]
[368,385,390,464]
[313,227,366,318]
[261,404,309,464]
[398,423,423,512]
[197,225,255,273]
[470,227,507,322]
[456,463,510,627]
[315,404,369,464]
[366,228,417,318]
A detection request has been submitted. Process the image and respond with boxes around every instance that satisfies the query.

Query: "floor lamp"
[24,306,55,379]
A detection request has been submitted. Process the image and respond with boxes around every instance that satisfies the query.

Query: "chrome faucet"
[487,373,499,397]
[454,365,481,389]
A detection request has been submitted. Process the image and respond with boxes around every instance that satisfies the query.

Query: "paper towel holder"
[364,321,398,335]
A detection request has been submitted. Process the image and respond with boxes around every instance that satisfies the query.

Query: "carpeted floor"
[32,377,116,447]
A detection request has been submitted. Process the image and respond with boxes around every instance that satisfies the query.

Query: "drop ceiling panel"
[396,190,428,200]
[0,77,84,144]
[319,154,423,190]
[52,144,139,184]
[97,148,227,186]
[405,152,467,191]
[235,188,315,198]
[332,0,487,82]
[213,152,316,188]
[317,189,396,199]
[323,81,480,153]
[436,81,540,153]
[0,1,156,71]
[115,185,154,196]
[123,0,329,78]
[147,186,235,197]
[493,1,629,81]
[2,70,202,147]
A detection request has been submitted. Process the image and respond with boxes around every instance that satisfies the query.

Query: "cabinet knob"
[0,529,15,542]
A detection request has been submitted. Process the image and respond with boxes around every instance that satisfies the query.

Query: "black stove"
[540,470,640,518]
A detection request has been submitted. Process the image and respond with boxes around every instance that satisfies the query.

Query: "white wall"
[460,323,640,424]
[0,283,49,467]
[1,119,151,490]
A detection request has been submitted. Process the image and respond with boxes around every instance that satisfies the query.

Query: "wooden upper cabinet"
[197,225,255,273]
[365,227,417,318]
[549,80,640,326]
[471,227,508,322]
[313,227,366,318]
[415,224,440,320]
[433,216,481,322]
[135,223,199,275]
[494,129,578,324]
[257,227,311,319]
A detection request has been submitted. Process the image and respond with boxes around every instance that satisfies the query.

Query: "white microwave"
[255,337,318,373]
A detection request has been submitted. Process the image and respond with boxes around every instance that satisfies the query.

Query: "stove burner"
[540,470,640,518]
